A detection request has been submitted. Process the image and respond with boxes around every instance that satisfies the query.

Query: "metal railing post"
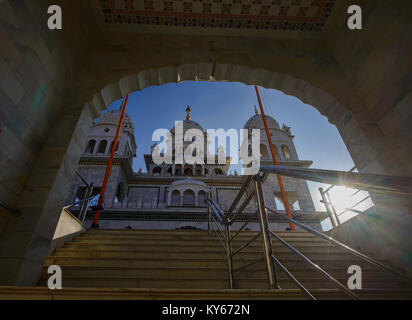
[326,191,341,227]
[81,184,94,223]
[78,191,86,221]
[319,187,337,229]
[254,174,280,289]
[225,224,235,289]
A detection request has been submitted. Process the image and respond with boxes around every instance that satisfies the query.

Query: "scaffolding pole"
[254,85,295,231]
[92,95,130,227]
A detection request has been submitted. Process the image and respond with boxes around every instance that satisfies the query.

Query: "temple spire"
[186,106,191,120]
[254,105,259,115]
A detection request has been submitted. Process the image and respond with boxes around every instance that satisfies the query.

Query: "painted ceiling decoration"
[100,0,336,31]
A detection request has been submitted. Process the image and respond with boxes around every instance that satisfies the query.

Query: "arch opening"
[183,190,196,207]
[85,140,96,154]
[171,190,181,207]
[97,140,108,154]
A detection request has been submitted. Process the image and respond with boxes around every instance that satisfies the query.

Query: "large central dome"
[244,114,280,130]
[170,119,205,134]
[171,106,204,134]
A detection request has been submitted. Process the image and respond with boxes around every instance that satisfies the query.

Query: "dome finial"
[254,105,259,115]
[186,105,191,120]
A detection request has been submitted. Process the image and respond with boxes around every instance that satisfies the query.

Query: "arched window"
[152,167,162,176]
[108,141,119,155]
[183,190,195,207]
[171,190,181,206]
[204,168,209,175]
[260,144,269,159]
[282,145,291,159]
[85,140,96,154]
[195,165,202,175]
[175,165,182,176]
[97,140,108,154]
[197,191,207,207]
[184,167,193,176]
[214,168,224,176]
[167,167,173,175]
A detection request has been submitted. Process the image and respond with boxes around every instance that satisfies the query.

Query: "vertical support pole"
[255,174,280,289]
[92,95,129,227]
[82,184,94,223]
[254,85,295,231]
[78,186,88,221]
[319,187,337,229]
[225,223,235,289]
[326,192,341,226]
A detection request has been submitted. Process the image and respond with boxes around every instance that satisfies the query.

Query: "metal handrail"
[266,207,411,282]
[206,199,225,223]
[232,232,261,256]
[76,169,91,188]
[270,254,315,300]
[268,229,359,300]
[63,196,96,211]
[65,171,95,223]
[209,197,227,221]
[207,195,234,288]
[205,165,411,298]
[227,172,269,224]
[260,165,412,197]
[230,220,250,242]
[234,257,264,273]
[207,180,280,290]
[319,166,374,229]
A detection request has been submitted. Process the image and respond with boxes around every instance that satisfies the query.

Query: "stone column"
[0,104,97,286]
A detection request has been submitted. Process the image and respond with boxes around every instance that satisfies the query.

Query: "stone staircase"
[24,228,410,299]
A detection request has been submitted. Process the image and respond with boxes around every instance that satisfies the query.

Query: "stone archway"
[0,0,410,286]
[77,61,404,180]
[1,61,408,287]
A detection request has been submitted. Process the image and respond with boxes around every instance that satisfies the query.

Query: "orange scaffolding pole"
[92,94,130,228]
[254,85,295,231]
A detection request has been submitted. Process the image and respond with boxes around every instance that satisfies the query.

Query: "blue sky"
[105,81,356,212]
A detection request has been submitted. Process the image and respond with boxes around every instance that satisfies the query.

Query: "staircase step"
[80,233,326,243]
[62,243,345,254]
[52,249,367,263]
[38,229,409,297]
[73,238,329,247]
[39,265,404,283]
[3,286,412,300]
[44,256,388,272]
[38,275,405,290]
[86,229,317,237]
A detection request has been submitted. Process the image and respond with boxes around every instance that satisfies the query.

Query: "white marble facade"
[67,108,317,229]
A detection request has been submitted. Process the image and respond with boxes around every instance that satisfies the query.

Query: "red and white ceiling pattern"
[100,0,336,31]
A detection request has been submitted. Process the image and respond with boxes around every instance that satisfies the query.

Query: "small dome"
[171,120,204,134]
[97,109,134,130]
[244,114,280,130]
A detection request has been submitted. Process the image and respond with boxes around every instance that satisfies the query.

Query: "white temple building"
[66,107,326,230]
